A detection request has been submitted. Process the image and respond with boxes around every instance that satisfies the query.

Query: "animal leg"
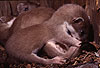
[63,46,80,59]
[44,40,67,57]
[44,39,80,59]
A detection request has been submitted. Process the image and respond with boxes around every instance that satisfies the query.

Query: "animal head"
[0,16,16,31]
[50,4,93,42]
[17,2,40,14]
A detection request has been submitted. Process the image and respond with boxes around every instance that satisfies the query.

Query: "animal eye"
[67,30,73,37]
[24,7,28,11]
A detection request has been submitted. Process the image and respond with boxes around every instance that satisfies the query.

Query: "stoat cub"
[10,7,55,34]
[6,4,92,64]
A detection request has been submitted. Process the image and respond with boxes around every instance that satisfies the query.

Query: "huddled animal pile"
[0,3,93,64]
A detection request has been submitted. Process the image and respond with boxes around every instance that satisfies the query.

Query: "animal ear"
[17,3,29,14]
[0,16,6,23]
[17,3,24,12]
[73,17,84,23]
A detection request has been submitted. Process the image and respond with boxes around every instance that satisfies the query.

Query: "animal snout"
[80,30,85,37]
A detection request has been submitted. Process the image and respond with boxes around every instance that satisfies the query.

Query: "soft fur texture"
[10,7,55,34]
[5,4,91,64]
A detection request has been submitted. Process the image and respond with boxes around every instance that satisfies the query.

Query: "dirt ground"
[0,42,100,68]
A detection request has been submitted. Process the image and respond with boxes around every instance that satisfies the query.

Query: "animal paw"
[51,56,66,64]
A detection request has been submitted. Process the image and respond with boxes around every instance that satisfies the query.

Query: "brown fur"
[0,7,54,45]
[5,4,91,64]
[10,7,55,34]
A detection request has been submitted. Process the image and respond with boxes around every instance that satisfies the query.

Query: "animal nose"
[80,30,85,36]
